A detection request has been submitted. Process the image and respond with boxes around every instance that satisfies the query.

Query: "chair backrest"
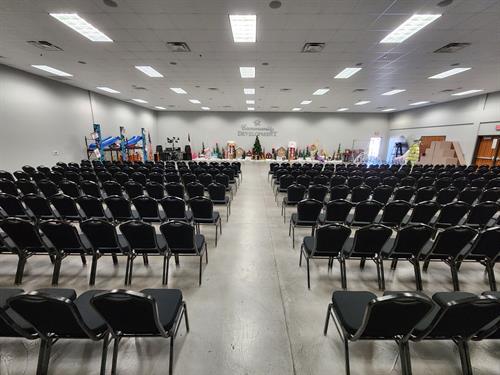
[329,184,350,200]
[457,186,481,204]
[347,176,364,189]
[364,176,381,189]
[131,172,147,186]
[428,225,477,258]
[435,186,459,205]
[350,184,372,203]
[90,290,166,335]
[465,201,499,227]
[120,220,160,251]
[182,173,197,185]
[400,176,416,187]
[80,180,101,198]
[350,224,392,255]
[279,175,294,189]
[215,173,229,187]
[16,179,38,195]
[8,291,95,339]
[50,194,81,220]
[296,199,323,222]
[480,187,500,203]
[286,184,307,202]
[389,224,433,257]
[145,182,165,200]
[80,218,122,252]
[393,186,415,202]
[0,178,19,196]
[198,173,213,187]
[380,200,411,225]
[330,175,346,187]
[312,224,351,255]
[414,186,436,203]
[160,196,188,220]
[207,183,226,201]
[372,185,393,204]
[160,220,197,251]
[352,200,382,224]
[467,226,500,260]
[409,201,440,224]
[102,181,122,197]
[124,181,144,200]
[435,201,470,226]
[132,196,161,221]
[186,182,205,199]
[308,184,328,202]
[0,193,29,217]
[104,196,133,221]
[37,179,60,198]
[324,199,352,223]
[76,195,106,219]
[39,220,86,253]
[22,194,54,218]
[165,182,185,199]
[358,292,434,338]
[0,217,46,252]
[189,196,214,219]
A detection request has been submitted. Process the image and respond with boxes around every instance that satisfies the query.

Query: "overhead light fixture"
[239,66,255,78]
[201,106,210,110]
[380,14,441,43]
[410,101,430,106]
[31,65,72,77]
[337,108,349,112]
[452,89,483,96]
[334,67,362,79]
[382,89,406,96]
[229,15,256,43]
[49,13,113,42]
[247,107,255,111]
[170,87,187,94]
[300,100,312,105]
[97,86,120,94]
[428,67,471,79]
[155,106,166,110]
[132,99,148,103]
[355,100,370,105]
[189,99,201,104]
[244,88,255,95]
[135,65,163,78]
[313,88,330,95]
[382,108,396,112]
[292,108,302,111]
[246,100,255,104]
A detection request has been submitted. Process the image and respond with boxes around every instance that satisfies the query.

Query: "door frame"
[472,135,500,166]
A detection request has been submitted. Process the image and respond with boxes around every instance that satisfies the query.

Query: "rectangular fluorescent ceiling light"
[292,108,302,111]
[334,67,362,79]
[244,88,255,95]
[155,106,166,110]
[300,100,312,105]
[97,86,120,94]
[313,88,330,95]
[380,14,441,43]
[337,108,349,112]
[49,13,112,42]
[229,15,256,43]
[410,101,430,106]
[382,108,396,112]
[240,67,255,78]
[246,100,255,104]
[428,67,471,79]
[382,89,406,96]
[355,100,370,105]
[132,99,148,103]
[189,99,201,104]
[452,89,483,96]
[201,106,210,110]
[135,65,163,78]
[170,87,187,94]
[247,107,255,111]
[31,65,72,77]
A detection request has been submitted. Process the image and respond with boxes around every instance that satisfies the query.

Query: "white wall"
[388,92,500,163]
[0,64,157,171]
[157,111,389,159]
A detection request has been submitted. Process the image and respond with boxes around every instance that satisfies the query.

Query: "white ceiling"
[1,0,500,113]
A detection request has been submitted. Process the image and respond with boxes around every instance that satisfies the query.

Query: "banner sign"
[237,119,277,137]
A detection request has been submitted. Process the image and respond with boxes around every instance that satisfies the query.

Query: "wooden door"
[419,136,446,159]
[473,136,500,166]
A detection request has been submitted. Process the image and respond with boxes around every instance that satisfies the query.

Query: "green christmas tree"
[253,135,262,158]
[201,142,205,155]
[215,143,220,157]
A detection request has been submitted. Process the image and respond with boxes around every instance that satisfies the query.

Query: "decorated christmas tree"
[215,143,220,158]
[201,142,205,155]
[252,135,262,159]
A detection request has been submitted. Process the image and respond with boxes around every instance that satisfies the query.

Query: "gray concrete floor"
[0,162,498,374]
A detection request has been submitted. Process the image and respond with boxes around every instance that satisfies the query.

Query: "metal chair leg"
[111,337,121,375]
[456,340,473,375]
[379,256,385,290]
[450,262,460,291]
[299,245,303,266]
[90,254,98,286]
[199,254,203,286]
[391,258,398,270]
[112,254,118,265]
[100,334,110,375]
[51,256,62,286]
[360,258,366,269]
[340,256,348,290]
[163,255,170,285]
[14,256,27,285]
[306,257,311,289]
[323,303,332,335]
[169,336,175,375]
[412,259,423,291]
[292,225,295,248]
[205,243,208,264]
[344,338,351,375]
[183,302,190,332]
[80,254,87,265]
[485,262,497,291]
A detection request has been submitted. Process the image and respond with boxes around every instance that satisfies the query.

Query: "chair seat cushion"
[74,290,108,334]
[332,291,377,336]
[36,288,77,301]
[303,236,316,255]
[0,288,36,337]
[212,197,229,204]
[291,213,317,226]
[140,289,183,331]
[283,198,299,205]
[194,212,220,223]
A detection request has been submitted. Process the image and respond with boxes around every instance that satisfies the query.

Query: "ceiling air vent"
[223,105,232,108]
[271,106,280,108]
[280,88,292,92]
[132,85,148,91]
[434,43,470,53]
[208,87,219,91]
[27,40,63,51]
[440,89,455,93]
[166,42,191,52]
[353,88,367,92]
[301,42,325,53]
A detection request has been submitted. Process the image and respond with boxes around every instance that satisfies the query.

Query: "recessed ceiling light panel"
[132,99,148,103]
[229,15,256,43]
[31,64,72,76]
[292,107,302,111]
[239,67,255,78]
[410,101,430,106]
[244,88,255,95]
[355,100,370,105]
[300,100,312,105]
[428,67,471,79]
[246,100,255,104]
[382,108,396,112]
[247,107,255,111]
[452,89,483,96]
[380,14,441,44]
[334,67,362,79]
[170,87,187,94]
[382,89,406,96]
[135,65,163,77]
[313,88,330,95]
[97,86,120,94]
[201,106,210,110]
[189,99,201,104]
[337,108,349,112]
[50,13,113,42]
[155,106,166,110]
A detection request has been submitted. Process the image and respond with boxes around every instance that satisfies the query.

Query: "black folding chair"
[464,201,499,228]
[50,193,84,221]
[90,288,188,375]
[434,201,470,229]
[0,193,31,219]
[76,195,109,220]
[289,199,323,248]
[104,196,135,222]
[102,181,123,197]
[0,178,19,196]
[329,184,350,201]
[0,288,37,340]
[189,196,222,246]
[379,200,411,227]
[132,195,162,222]
[324,291,433,375]
[145,181,165,200]
[406,201,440,226]
[22,194,57,220]
[350,200,382,226]
[8,289,110,375]
[208,183,231,221]
[281,184,307,223]
[160,196,193,222]
[300,224,351,289]
[81,180,102,198]
[160,220,208,285]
